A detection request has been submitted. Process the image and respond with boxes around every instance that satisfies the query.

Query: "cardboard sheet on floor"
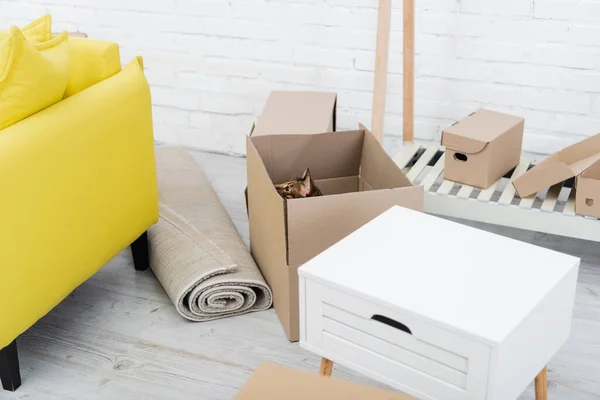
[234,363,415,400]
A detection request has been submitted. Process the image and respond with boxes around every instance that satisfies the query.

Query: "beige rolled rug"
[148,146,272,321]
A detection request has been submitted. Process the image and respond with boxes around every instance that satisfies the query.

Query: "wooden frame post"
[403,0,415,143]
[371,0,415,145]
[371,0,392,144]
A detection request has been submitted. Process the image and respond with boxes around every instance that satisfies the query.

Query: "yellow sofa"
[0,35,159,391]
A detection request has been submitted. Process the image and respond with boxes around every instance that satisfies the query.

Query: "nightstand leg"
[319,358,334,377]
[535,366,548,400]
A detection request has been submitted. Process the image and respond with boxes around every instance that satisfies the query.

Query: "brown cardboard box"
[576,160,600,218]
[441,109,524,189]
[513,133,600,200]
[234,363,415,400]
[246,126,424,341]
[252,91,337,136]
[244,90,336,216]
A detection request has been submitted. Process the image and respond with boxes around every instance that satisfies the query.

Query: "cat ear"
[300,169,312,196]
[302,168,311,181]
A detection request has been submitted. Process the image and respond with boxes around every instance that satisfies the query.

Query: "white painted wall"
[2,0,600,160]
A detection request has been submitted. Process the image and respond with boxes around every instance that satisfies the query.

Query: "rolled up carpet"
[148,146,273,321]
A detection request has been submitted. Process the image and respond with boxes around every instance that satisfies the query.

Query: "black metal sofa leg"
[131,231,150,271]
[1,340,21,391]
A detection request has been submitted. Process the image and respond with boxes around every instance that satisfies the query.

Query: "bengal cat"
[275,168,323,199]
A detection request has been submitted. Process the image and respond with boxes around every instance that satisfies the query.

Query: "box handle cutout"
[371,315,412,335]
[586,198,594,207]
[454,153,468,163]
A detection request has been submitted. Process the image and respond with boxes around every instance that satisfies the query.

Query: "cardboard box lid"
[234,363,415,400]
[513,133,600,197]
[580,157,600,180]
[251,91,337,137]
[442,109,524,154]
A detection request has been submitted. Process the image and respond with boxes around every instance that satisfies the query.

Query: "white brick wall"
[2,0,600,160]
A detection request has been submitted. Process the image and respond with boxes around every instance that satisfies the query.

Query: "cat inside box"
[274,168,373,200]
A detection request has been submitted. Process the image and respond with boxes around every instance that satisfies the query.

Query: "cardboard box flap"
[235,363,415,399]
[246,137,292,331]
[557,132,600,164]
[441,131,488,154]
[571,152,600,176]
[511,159,575,198]
[442,109,524,154]
[513,133,600,197]
[286,186,424,267]
[251,91,337,137]
[251,130,364,184]
[581,158,600,179]
[313,176,359,195]
[361,124,413,189]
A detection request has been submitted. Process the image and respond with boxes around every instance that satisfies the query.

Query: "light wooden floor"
[3,149,600,400]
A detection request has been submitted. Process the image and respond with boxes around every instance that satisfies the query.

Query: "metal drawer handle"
[371,315,412,335]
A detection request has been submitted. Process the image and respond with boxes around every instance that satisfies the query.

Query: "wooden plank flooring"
[2,149,600,400]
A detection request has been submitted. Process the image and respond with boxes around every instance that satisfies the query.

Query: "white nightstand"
[298,206,580,400]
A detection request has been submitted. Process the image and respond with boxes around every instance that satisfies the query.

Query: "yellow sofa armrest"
[64,36,122,97]
[0,57,158,348]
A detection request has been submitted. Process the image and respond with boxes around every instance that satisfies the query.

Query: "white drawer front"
[302,279,490,400]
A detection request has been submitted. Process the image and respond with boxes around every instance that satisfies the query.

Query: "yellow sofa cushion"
[64,36,122,98]
[1,15,122,98]
[0,14,52,44]
[0,27,70,130]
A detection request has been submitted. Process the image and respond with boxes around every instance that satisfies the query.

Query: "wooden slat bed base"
[498,159,531,206]
[519,194,537,210]
[456,184,474,199]
[563,187,577,216]
[393,143,421,169]
[421,153,445,192]
[395,144,599,242]
[541,182,564,213]
[477,178,502,203]
[437,179,455,196]
[406,146,438,181]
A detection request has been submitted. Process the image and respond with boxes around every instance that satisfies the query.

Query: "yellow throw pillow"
[0,26,70,130]
[0,14,52,44]
[64,37,122,98]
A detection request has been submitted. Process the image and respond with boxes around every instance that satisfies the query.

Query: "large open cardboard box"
[512,133,600,218]
[246,126,424,341]
[234,363,415,399]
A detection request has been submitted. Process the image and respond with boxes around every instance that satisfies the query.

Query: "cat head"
[275,168,317,199]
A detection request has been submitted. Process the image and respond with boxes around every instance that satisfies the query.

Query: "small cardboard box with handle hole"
[441,109,524,189]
